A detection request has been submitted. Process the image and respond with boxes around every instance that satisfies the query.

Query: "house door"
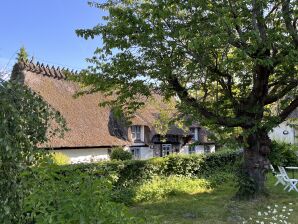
[162,144,172,156]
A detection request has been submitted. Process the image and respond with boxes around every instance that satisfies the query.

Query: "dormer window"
[131,125,141,141]
[190,128,196,141]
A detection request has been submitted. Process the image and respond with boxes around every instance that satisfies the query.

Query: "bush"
[24,164,142,224]
[0,81,67,223]
[51,152,70,165]
[269,141,298,167]
[110,147,132,161]
[58,150,240,187]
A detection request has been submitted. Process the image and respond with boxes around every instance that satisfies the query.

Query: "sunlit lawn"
[130,175,298,224]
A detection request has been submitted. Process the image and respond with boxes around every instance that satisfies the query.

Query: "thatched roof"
[12,60,198,148]
[288,108,298,119]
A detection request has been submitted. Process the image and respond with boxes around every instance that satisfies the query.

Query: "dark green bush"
[110,147,133,161]
[269,141,298,167]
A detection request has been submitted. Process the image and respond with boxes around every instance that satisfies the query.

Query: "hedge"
[54,150,241,186]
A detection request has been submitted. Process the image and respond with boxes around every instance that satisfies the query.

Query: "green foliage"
[133,175,211,202]
[76,0,298,197]
[17,47,28,62]
[58,150,240,187]
[51,152,70,165]
[110,147,133,161]
[40,150,239,206]
[0,80,67,223]
[23,164,141,224]
[269,141,298,167]
[76,0,297,135]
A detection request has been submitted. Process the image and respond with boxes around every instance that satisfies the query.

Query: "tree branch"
[265,80,298,105]
[282,0,298,48]
[279,97,298,121]
[167,76,252,128]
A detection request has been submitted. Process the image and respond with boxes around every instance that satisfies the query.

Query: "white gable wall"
[269,121,296,144]
[54,148,109,164]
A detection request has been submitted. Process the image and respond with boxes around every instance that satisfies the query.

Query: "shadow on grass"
[128,175,298,224]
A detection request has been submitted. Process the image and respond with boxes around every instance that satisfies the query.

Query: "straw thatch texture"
[12,60,197,148]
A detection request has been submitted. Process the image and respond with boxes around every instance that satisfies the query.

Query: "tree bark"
[238,130,271,198]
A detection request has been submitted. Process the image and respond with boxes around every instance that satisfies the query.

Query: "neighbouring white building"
[11,60,215,163]
[269,109,298,145]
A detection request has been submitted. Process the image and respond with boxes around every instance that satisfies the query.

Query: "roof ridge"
[19,59,80,80]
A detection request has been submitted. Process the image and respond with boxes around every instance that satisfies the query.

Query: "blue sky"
[0,0,104,72]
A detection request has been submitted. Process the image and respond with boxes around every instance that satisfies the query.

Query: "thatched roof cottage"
[11,60,215,163]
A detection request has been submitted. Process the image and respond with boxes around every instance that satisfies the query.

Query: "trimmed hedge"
[55,150,241,186]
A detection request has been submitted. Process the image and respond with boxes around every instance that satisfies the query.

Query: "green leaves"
[76,0,297,135]
[24,165,139,224]
[0,80,67,223]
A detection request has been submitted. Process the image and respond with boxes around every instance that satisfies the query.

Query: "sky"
[0,0,105,73]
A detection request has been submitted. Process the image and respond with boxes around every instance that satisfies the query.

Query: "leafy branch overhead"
[76,0,297,133]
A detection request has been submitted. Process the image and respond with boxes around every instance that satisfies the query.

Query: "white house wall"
[140,147,154,160]
[53,144,216,164]
[180,145,216,155]
[54,148,109,164]
[180,145,189,154]
[269,121,295,144]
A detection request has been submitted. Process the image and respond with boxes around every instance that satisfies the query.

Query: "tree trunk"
[237,130,271,198]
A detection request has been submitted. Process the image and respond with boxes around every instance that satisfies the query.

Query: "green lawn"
[130,175,298,224]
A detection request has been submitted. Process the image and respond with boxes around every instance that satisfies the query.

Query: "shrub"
[24,164,142,224]
[0,81,67,223]
[110,147,132,161]
[269,141,298,167]
[51,152,70,165]
[58,150,240,187]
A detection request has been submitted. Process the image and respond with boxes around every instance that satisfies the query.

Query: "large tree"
[76,0,298,197]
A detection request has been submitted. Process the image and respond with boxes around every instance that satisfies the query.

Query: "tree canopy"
[76,0,297,197]
[76,0,297,132]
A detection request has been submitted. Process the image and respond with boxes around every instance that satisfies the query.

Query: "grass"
[130,175,298,224]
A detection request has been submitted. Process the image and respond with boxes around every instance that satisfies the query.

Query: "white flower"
[289,209,293,212]
[258,212,262,216]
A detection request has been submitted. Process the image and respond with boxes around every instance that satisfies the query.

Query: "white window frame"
[162,144,172,157]
[131,148,141,159]
[131,125,141,141]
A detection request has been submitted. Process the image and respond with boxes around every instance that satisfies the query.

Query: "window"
[190,128,196,141]
[131,125,141,141]
[204,145,211,153]
[162,144,172,156]
[131,148,140,159]
[189,145,196,154]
